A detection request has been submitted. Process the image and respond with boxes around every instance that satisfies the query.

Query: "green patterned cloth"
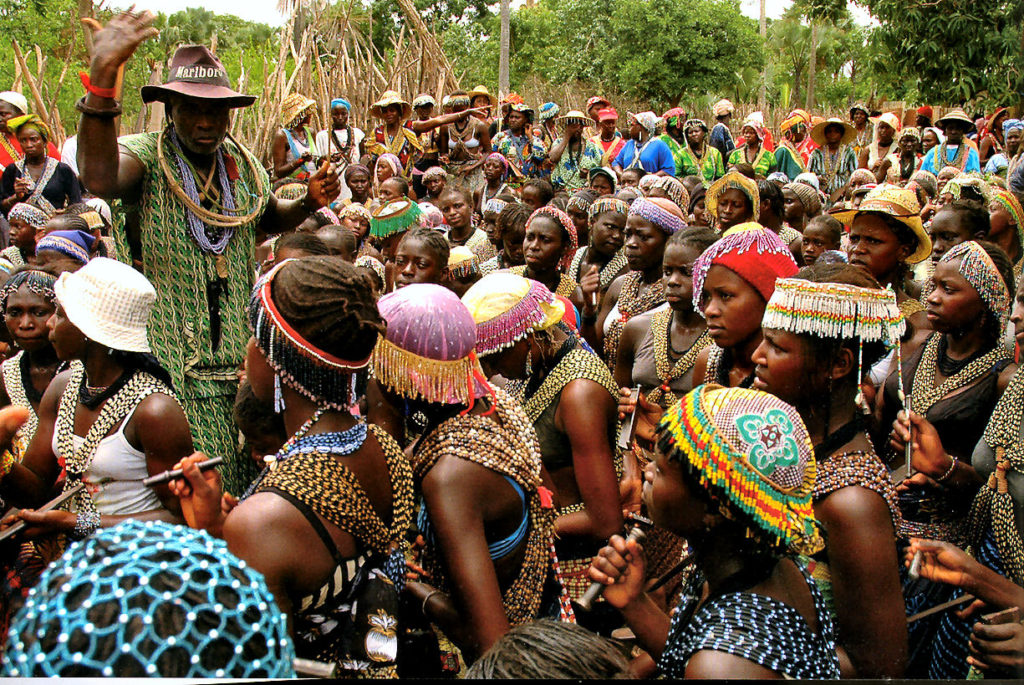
[113,130,271,495]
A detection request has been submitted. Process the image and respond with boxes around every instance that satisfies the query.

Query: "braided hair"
[399,227,451,267]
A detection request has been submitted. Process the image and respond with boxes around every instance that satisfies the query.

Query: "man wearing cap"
[76,11,341,495]
[920,108,980,175]
[588,108,625,168]
[492,104,547,179]
[709,99,735,162]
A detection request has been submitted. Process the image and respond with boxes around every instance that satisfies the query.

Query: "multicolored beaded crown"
[706,171,760,221]
[657,385,824,556]
[941,240,1010,332]
[588,197,629,224]
[249,260,372,410]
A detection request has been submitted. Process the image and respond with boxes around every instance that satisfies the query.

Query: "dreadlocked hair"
[399,227,450,267]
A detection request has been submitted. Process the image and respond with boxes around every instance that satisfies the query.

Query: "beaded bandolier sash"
[968,368,1024,585]
[568,248,628,291]
[411,387,554,626]
[56,365,174,518]
[603,272,666,369]
[645,310,712,410]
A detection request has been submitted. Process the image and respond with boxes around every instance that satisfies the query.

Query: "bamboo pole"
[11,40,57,144]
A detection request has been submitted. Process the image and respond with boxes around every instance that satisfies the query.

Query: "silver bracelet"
[69,509,100,540]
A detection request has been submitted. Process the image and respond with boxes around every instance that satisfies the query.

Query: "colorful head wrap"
[1002,118,1023,136]
[447,245,480,279]
[656,385,824,556]
[780,109,811,132]
[422,166,448,184]
[249,258,379,409]
[588,197,629,224]
[370,198,424,239]
[923,126,946,145]
[662,107,686,129]
[316,205,339,224]
[684,118,708,134]
[339,202,372,223]
[740,116,766,141]
[6,113,49,141]
[35,229,95,265]
[526,206,578,271]
[0,268,56,312]
[7,202,50,230]
[373,283,490,406]
[412,93,436,109]
[502,92,525,106]
[941,240,1010,332]
[461,273,565,355]
[374,153,402,179]
[917,105,933,119]
[628,111,660,135]
[692,224,798,310]
[483,198,508,216]
[706,171,760,221]
[991,187,1024,245]
[355,254,386,283]
[784,182,822,216]
[418,202,445,229]
[712,99,734,118]
[589,166,616,193]
[344,163,372,182]
[539,102,560,121]
[646,175,689,213]
[4,520,296,678]
[628,196,687,235]
[331,97,351,111]
[485,152,510,180]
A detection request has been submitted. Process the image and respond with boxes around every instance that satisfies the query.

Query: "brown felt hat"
[141,45,255,108]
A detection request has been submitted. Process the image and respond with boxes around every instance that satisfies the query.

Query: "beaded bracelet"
[936,455,958,483]
[75,96,123,119]
[68,508,100,540]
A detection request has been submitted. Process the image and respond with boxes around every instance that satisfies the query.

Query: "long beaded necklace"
[603,271,666,367]
[647,310,712,409]
[910,334,1011,416]
[935,140,968,171]
[689,141,708,169]
[569,248,627,290]
[820,144,846,188]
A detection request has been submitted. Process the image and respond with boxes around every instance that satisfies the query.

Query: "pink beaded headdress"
[526,206,578,271]
[692,223,798,312]
[628,197,687,235]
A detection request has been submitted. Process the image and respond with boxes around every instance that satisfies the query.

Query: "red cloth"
[554,293,580,332]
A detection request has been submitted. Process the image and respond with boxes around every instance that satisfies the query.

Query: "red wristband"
[79,72,117,99]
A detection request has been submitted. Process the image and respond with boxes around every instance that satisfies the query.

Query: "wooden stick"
[0,482,86,543]
[906,594,975,623]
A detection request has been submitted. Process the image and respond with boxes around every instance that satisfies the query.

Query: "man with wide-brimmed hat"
[76,11,341,495]
[921,107,981,175]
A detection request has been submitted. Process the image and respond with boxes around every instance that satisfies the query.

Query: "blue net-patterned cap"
[4,520,296,678]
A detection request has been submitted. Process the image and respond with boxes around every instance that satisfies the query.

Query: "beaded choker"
[250,261,371,411]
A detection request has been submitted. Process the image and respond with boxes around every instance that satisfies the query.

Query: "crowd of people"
[0,8,1020,679]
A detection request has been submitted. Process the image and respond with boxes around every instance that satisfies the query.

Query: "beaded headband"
[706,171,760,221]
[422,166,448,183]
[692,224,796,311]
[567,192,594,214]
[657,385,824,556]
[588,197,629,224]
[764,278,906,346]
[941,240,1010,332]
[249,260,372,410]
[483,198,508,216]
[647,176,689,212]
[462,274,565,356]
[684,118,708,133]
[354,254,386,283]
[339,202,372,222]
[35,234,90,265]
[900,126,922,142]
[0,268,56,312]
[447,246,480,279]
[991,187,1024,245]
[485,152,510,179]
[941,173,991,203]
[371,199,424,239]
[8,203,50,230]
[372,337,487,406]
[628,197,686,235]
[526,206,578,271]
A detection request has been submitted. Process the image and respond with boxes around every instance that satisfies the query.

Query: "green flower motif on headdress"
[735,409,799,475]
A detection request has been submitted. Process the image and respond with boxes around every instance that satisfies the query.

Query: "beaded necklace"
[602,271,666,367]
[647,309,712,409]
[2,352,38,452]
[569,248,627,290]
[819,144,847,188]
[935,141,968,171]
[910,334,1010,416]
[56,364,173,517]
[704,344,755,388]
[0,133,20,164]
[689,141,708,168]
[815,447,902,535]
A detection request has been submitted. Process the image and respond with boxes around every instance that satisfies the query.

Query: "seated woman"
[369,284,562,664]
[394,227,450,288]
[462,273,622,604]
[510,206,579,300]
[755,266,908,677]
[172,257,414,677]
[588,384,841,679]
[569,198,628,301]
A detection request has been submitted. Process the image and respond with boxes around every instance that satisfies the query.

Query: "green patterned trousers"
[180,394,261,498]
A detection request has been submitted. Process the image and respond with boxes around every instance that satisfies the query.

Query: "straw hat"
[280,93,316,128]
[810,117,857,147]
[371,90,412,120]
[557,110,591,127]
[830,185,932,264]
[936,107,976,132]
[986,107,1008,132]
[412,93,436,109]
[54,258,156,353]
[467,85,497,108]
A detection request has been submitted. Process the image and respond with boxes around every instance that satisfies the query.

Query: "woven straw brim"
[54,275,151,353]
[371,98,412,120]
[810,119,857,147]
[831,203,932,264]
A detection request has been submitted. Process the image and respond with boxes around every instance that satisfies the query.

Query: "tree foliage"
[860,0,1023,105]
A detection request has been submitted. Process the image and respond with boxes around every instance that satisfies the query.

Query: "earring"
[524,342,533,379]
[854,338,870,414]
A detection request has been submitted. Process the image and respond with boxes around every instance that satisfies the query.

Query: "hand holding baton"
[577,526,647,610]
[142,456,223,488]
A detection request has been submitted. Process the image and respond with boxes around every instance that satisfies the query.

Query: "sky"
[113,0,872,27]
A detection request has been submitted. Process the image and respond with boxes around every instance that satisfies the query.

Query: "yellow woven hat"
[831,184,931,264]
[810,117,857,147]
[467,85,498,108]
[371,90,412,120]
[280,93,316,128]
[461,272,565,356]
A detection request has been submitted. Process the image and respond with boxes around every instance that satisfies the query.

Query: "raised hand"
[306,160,341,208]
[586,533,647,610]
[84,9,159,76]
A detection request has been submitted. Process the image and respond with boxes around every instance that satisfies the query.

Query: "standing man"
[709,99,735,162]
[588,108,626,168]
[76,12,341,495]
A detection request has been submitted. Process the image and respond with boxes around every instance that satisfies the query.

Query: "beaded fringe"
[475,282,553,355]
[763,280,906,346]
[372,337,477,405]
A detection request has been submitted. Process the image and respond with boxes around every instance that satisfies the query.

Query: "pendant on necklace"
[215,255,229,279]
